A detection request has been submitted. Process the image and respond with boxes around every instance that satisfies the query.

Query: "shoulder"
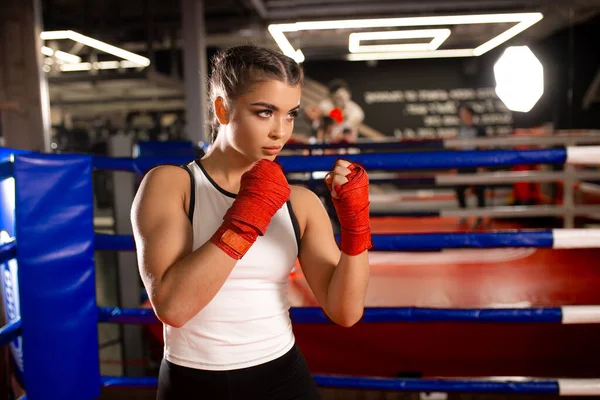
[290,184,320,202]
[289,185,324,235]
[133,165,191,217]
[140,164,191,191]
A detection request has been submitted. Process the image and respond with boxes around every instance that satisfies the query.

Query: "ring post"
[14,153,100,399]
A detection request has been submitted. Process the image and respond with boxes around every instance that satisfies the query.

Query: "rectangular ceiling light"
[40,30,151,67]
[349,29,451,53]
[268,12,543,61]
[347,49,474,61]
[58,61,145,72]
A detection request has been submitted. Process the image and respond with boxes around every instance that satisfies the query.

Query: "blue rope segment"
[0,240,16,265]
[99,374,559,394]
[97,306,158,324]
[98,307,563,324]
[102,376,159,388]
[95,234,134,251]
[0,161,13,182]
[313,376,559,394]
[96,231,554,252]
[277,148,567,173]
[370,231,554,251]
[292,307,563,323]
[92,148,567,174]
[0,318,21,347]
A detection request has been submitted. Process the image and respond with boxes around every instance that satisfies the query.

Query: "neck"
[200,130,254,193]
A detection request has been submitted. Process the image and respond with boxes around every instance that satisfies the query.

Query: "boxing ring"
[2,142,600,399]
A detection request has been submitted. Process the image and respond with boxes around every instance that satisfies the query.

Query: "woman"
[131,45,372,399]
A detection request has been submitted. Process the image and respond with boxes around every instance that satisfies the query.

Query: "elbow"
[154,302,191,329]
[332,308,363,328]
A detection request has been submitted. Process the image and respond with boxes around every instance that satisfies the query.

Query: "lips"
[262,145,282,156]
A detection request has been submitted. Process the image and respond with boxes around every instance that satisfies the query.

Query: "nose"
[268,117,286,140]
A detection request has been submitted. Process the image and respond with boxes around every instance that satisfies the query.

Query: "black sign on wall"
[303,56,513,139]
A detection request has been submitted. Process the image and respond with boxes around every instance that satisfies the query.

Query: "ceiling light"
[41,46,54,56]
[349,29,451,53]
[54,51,81,64]
[40,30,150,67]
[347,49,473,61]
[269,12,543,61]
[267,25,305,63]
[56,60,145,72]
[494,46,543,112]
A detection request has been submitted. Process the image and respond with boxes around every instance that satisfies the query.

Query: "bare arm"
[292,187,369,327]
[131,166,237,328]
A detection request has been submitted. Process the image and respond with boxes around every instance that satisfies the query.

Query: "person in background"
[455,105,487,229]
[305,79,364,141]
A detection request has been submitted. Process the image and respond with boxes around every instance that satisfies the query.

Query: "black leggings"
[157,344,320,400]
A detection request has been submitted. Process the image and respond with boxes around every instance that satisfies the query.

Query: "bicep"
[297,190,340,307]
[131,168,193,298]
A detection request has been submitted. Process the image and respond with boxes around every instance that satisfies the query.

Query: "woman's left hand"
[324,159,372,256]
[324,159,352,199]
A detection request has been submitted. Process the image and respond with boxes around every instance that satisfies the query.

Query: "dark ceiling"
[41,0,600,60]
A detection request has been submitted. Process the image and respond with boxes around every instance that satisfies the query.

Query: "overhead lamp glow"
[349,29,451,53]
[268,12,543,61]
[41,46,54,56]
[347,49,473,61]
[41,46,82,63]
[40,30,150,67]
[57,61,144,72]
[54,51,81,64]
[267,25,304,63]
[494,46,543,112]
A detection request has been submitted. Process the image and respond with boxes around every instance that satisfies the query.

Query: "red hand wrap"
[326,163,372,255]
[210,160,290,259]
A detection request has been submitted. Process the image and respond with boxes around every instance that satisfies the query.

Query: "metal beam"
[0,0,52,152]
[437,170,600,185]
[442,205,600,218]
[49,95,183,106]
[444,133,600,148]
[181,0,209,144]
[47,71,148,84]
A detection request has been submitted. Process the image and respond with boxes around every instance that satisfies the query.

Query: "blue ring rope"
[0,318,21,347]
[0,241,16,265]
[0,161,13,182]
[100,375,559,394]
[95,231,554,252]
[92,148,567,173]
[97,306,563,324]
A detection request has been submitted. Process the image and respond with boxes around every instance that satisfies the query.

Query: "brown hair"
[208,45,304,142]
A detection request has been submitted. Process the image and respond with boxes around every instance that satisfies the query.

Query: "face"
[331,87,350,108]
[459,107,472,124]
[223,80,301,161]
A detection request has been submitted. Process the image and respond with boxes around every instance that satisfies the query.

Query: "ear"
[214,97,229,124]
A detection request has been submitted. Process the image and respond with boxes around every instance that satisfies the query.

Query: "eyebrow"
[250,102,300,113]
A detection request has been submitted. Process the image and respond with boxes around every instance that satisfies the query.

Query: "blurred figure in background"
[455,105,487,229]
[305,79,364,141]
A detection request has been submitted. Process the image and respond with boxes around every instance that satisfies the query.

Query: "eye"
[257,110,272,118]
[287,110,299,120]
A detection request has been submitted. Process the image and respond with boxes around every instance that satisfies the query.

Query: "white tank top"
[163,159,301,370]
